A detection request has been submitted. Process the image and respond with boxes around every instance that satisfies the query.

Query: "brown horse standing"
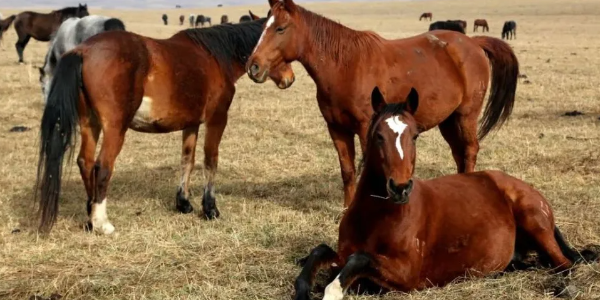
[221,14,230,24]
[179,15,185,25]
[293,87,598,300]
[419,12,432,21]
[247,0,519,207]
[35,17,295,234]
[12,4,89,63]
[474,19,489,32]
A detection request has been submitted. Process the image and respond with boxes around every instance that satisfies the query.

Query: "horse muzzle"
[387,178,413,204]
[247,63,268,84]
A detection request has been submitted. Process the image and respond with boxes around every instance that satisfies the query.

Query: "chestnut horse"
[13,4,89,63]
[247,0,519,206]
[35,17,295,234]
[419,12,432,21]
[293,87,598,300]
[474,19,489,32]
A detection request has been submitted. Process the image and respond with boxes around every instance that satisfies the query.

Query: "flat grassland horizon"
[1,0,599,299]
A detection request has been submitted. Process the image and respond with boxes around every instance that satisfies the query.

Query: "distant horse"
[447,19,467,30]
[34,16,295,234]
[239,10,260,23]
[189,14,195,27]
[419,12,432,21]
[221,15,230,24]
[162,14,168,25]
[428,21,465,34]
[502,20,517,40]
[293,87,599,299]
[39,15,126,102]
[179,15,185,25]
[195,15,211,27]
[0,14,16,47]
[248,0,519,207]
[12,4,89,63]
[474,19,489,32]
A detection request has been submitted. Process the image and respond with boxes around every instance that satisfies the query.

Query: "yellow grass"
[1,0,599,299]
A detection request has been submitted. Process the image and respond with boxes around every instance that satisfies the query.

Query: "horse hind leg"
[15,34,30,64]
[176,125,200,214]
[88,127,126,234]
[77,112,101,224]
[438,113,479,173]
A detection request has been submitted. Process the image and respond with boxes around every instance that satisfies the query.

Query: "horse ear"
[371,86,387,114]
[38,67,44,75]
[405,87,419,115]
[249,10,259,20]
[268,0,278,7]
[283,0,297,12]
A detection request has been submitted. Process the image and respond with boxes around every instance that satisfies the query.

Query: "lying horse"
[39,15,125,102]
[428,21,465,34]
[293,88,597,300]
[502,20,517,40]
[35,16,294,234]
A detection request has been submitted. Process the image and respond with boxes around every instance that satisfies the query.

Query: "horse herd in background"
[160,10,261,27]
[0,0,598,299]
[423,12,516,39]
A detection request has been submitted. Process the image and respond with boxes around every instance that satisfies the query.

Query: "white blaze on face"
[384,116,408,159]
[253,16,275,54]
[323,274,344,300]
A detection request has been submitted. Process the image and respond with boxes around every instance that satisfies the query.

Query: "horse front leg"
[201,106,230,220]
[294,244,341,300]
[176,125,200,213]
[327,124,357,207]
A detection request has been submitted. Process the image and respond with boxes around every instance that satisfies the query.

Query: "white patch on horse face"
[323,275,344,300]
[91,198,115,235]
[384,116,408,159]
[253,16,275,54]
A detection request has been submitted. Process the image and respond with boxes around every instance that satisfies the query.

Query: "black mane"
[53,6,87,20]
[184,18,267,71]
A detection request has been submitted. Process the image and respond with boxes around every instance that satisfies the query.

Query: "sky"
[0,0,399,9]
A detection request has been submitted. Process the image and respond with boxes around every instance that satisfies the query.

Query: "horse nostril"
[250,64,260,76]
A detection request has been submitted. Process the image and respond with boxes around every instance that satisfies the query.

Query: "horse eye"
[276,27,285,33]
[376,133,385,144]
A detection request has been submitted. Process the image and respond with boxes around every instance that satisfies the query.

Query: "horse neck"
[296,8,381,87]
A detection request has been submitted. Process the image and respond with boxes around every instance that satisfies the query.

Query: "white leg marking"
[131,96,154,129]
[91,198,115,235]
[253,16,275,54]
[323,275,344,300]
[384,116,408,159]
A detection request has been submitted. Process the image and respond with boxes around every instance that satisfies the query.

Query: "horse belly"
[129,95,198,133]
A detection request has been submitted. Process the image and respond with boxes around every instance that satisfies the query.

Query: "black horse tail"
[554,227,599,264]
[104,18,126,31]
[35,52,83,232]
[472,36,519,140]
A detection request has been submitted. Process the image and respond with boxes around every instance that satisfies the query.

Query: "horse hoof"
[98,222,115,235]
[203,208,220,220]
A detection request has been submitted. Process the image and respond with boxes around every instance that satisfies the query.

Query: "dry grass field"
[1,0,600,299]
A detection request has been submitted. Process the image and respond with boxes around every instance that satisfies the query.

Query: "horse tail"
[554,227,599,264]
[104,18,126,31]
[1,15,16,31]
[472,36,519,140]
[35,52,83,232]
